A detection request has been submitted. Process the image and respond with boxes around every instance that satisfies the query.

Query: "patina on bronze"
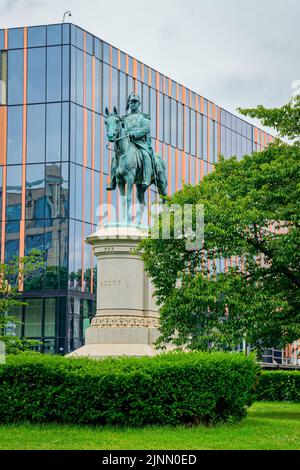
[104,93,168,225]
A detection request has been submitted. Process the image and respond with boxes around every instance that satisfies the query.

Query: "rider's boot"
[142,155,152,190]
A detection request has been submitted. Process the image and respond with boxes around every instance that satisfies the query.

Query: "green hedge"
[256,371,300,402]
[0,352,258,426]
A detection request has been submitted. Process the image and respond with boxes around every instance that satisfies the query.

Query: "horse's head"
[104,106,122,142]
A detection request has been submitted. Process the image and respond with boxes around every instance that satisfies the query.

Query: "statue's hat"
[126,93,141,110]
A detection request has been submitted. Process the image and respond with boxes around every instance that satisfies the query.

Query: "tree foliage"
[0,250,44,353]
[238,94,300,141]
[141,98,300,354]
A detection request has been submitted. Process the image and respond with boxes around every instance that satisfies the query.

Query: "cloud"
[0,0,298,121]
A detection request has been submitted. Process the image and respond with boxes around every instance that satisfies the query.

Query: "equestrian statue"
[104,92,168,225]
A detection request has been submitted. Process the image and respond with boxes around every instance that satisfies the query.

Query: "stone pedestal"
[68,225,161,358]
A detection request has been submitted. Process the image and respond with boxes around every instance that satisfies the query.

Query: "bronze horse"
[104,107,167,225]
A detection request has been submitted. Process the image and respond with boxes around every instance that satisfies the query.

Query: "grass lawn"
[0,402,299,450]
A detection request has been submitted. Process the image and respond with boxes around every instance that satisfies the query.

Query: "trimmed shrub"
[256,370,300,402]
[0,352,259,426]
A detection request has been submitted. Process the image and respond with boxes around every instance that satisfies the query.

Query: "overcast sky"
[1,0,299,130]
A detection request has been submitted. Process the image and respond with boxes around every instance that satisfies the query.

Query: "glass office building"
[0,23,273,354]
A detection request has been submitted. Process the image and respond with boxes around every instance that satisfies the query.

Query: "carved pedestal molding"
[68,225,163,358]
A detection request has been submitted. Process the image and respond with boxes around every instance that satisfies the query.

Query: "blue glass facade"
[0,23,273,354]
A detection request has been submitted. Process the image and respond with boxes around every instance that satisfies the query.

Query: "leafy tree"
[141,97,300,355]
[0,250,44,354]
[238,94,300,141]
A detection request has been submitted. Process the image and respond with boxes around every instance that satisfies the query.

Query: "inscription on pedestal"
[100,280,121,288]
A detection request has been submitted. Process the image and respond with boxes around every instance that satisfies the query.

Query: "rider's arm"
[130,116,151,139]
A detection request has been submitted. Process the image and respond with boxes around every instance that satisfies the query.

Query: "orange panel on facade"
[19,27,27,270]
[133,59,137,79]
[0,106,7,263]
[200,96,204,114]
[182,87,186,105]
[0,107,7,166]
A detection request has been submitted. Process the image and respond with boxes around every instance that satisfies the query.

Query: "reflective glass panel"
[24,299,43,337]
[8,49,23,105]
[47,24,61,46]
[27,48,46,103]
[27,104,46,163]
[28,26,46,47]
[8,28,23,49]
[7,106,23,164]
[47,46,62,102]
[46,103,61,162]
[44,298,56,336]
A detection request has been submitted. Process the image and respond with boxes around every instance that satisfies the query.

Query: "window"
[46,103,61,162]
[27,104,45,163]
[61,163,69,219]
[171,99,177,147]
[86,53,92,109]
[158,92,164,141]
[177,103,183,150]
[28,26,46,48]
[6,165,22,219]
[47,46,61,102]
[94,38,102,61]
[94,114,101,172]
[47,24,61,46]
[8,28,23,49]
[24,299,43,338]
[62,24,70,45]
[190,110,196,156]
[197,113,203,158]
[8,49,23,105]
[102,63,109,113]
[76,105,84,165]
[231,131,237,156]
[112,47,118,68]
[214,121,218,162]
[75,164,83,218]
[86,33,94,55]
[85,168,91,223]
[25,164,45,220]
[76,28,84,50]
[150,88,156,138]
[69,163,76,218]
[94,59,102,114]
[70,46,76,102]
[76,49,84,106]
[27,48,46,103]
[7,106,23,164]
[226,128,231,158]
[203,116,207,160]
[62,45,70,101]
[0,51,7,105]
[62,102,69,161]
[164,95,170,144]
[44,298,56,336]
[120,51,126,73]
[171,147,176,194]
[103,43,110,64]
[142,83,149,114]
[111,67,119,111]
[0,30,4,50]
[185,107,190,154]
[128,57,133,76]
[87,111,92,168]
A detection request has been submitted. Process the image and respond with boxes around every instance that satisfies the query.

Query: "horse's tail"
[154,153,168,196]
